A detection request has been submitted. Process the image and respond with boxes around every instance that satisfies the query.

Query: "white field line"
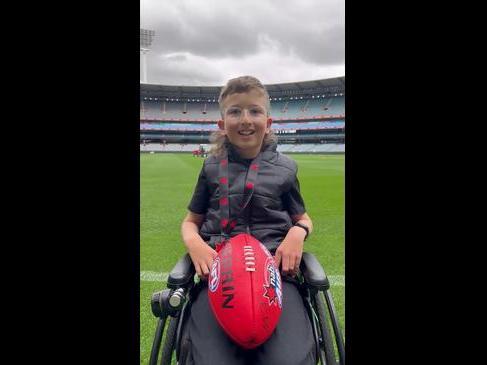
[140,271,344,286]
[140,271,169,282]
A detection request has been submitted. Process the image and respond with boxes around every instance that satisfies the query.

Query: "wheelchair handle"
[167,254,195,289]
[300,252,330,291]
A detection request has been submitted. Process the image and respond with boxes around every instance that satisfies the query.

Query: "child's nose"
[240,109,252,123]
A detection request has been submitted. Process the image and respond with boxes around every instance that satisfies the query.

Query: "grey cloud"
[145,55,224,86]
[155,26,259,59]
[285,25,344,65]
[165,54,187,62]
[146,3,260,58]
[144,0,343,63]
[141,0,344,84]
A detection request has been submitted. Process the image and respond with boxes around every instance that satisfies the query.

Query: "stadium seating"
[141,97,345,122]
[140,143,345,153]
[140,121,345,132]
[140,80,345,150]
[141,101,221,121]
[277,144,345,153]
[140,143,201,152]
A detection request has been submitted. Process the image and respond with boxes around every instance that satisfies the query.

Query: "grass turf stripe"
[140,271,344,286]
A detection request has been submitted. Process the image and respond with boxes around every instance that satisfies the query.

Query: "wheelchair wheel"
[160,316,179,365]
[314,291,337,365]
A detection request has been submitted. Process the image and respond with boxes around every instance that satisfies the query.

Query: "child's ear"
[265,118,272,134]
[217,119,225,132]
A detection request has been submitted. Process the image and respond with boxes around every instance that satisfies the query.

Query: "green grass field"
[140,153,345,365]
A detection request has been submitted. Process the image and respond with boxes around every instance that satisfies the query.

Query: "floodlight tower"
[140,28,155,83]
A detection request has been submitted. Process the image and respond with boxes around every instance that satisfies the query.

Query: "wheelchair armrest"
[300,252,330,291]
[167,253,195,289]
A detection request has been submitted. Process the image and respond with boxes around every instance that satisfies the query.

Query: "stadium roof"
[140,76,345,100]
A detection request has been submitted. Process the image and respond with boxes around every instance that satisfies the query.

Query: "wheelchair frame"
[149,253,345,365]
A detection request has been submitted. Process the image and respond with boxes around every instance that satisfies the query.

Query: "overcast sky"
[140,0,344,86]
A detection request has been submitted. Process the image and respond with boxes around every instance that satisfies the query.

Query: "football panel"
[207,234,283,349]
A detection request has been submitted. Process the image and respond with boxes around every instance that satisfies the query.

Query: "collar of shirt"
[225,141,277,165]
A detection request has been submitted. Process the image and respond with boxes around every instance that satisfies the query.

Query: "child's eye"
[250,108,263,115]
[227,108,241,115]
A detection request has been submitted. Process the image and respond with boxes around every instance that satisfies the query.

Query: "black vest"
[199,142,304,252]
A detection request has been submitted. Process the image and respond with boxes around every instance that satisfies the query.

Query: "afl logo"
[263,257,283,308]
[209,257,220,293]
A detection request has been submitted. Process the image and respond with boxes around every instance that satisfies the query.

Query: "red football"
[208,233,283,349]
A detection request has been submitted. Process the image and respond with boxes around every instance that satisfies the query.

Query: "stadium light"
[140,28,155,83]
[140,28,155,48]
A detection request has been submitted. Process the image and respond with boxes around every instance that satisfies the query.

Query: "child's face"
[218,89,272,159]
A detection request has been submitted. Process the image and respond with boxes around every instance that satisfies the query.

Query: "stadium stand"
[277,144,345,153]
[141,100,221,121]
[140,77,345,153]
[141,98,344,122]
[140,121,344,132]
[268,98,344,120]
[140,143,344,154]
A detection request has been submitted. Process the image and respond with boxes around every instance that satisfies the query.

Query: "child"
[180,76,316,365]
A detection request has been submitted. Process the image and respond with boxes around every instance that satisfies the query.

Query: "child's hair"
[209,76,277,157]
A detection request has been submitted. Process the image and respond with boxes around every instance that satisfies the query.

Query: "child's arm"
[181,211,218,279]
[274,213,313,276]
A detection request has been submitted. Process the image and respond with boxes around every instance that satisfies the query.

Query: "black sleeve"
[187,166,210,215]
[282,174,306,217]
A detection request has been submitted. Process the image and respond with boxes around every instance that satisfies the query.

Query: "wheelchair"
[149,252,345,365]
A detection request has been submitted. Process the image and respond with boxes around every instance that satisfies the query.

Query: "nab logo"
[209,258,220,293]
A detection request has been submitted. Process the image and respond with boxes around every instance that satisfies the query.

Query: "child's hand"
[181,212,217,280]
[187,240,218,280]
[274,227,306,277]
